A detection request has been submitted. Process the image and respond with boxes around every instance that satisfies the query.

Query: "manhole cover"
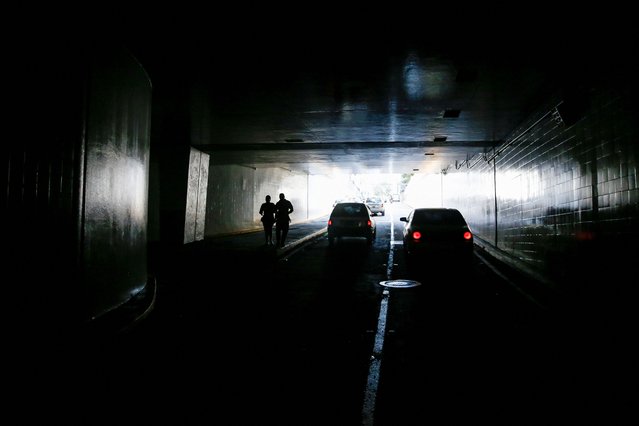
[379,279,422,288]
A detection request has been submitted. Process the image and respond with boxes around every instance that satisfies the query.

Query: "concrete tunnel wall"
[4,44,152,331]
[82,47,152,322]
[185,81,336,238]
[204,165,334,237]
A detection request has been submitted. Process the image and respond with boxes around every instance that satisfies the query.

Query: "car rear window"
[413,209,467,226]
[332,204,369,217]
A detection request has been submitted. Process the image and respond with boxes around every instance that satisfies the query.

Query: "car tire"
[328,236,335,247]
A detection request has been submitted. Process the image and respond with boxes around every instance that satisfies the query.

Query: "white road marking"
[361,215,395,425]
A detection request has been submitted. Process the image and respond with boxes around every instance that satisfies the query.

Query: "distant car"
[400,208,474,264]
[327,202,377,246]
[333,197,361,207]
[365,197,385,216]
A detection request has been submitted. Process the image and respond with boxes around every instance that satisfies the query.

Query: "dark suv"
[400,207,474,264]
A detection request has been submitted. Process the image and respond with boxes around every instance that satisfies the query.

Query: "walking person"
[259,195,276,245]
[275,193,294,248]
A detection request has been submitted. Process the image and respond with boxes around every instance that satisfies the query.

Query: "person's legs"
[275,223,282,246]
[266,223,273,244]
[280,222,289,247]
[263,225,270,244]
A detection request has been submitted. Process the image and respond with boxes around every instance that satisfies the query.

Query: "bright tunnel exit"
[313,173,405,207]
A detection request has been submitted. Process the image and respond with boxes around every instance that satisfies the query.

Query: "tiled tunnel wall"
[446,82,638,297]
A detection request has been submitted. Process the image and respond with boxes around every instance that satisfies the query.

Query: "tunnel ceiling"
[124,15,637,176]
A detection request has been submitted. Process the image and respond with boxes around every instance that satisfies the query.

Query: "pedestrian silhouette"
[275,193,294,248]
[259,195,276,245]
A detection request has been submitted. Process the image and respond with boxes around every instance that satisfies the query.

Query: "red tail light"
[412,231,421,240]
[328,219,333,226]
[367,220,372,227]
[463,231,472,240]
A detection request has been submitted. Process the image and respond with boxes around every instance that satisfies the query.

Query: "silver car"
[365,197,385,216]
